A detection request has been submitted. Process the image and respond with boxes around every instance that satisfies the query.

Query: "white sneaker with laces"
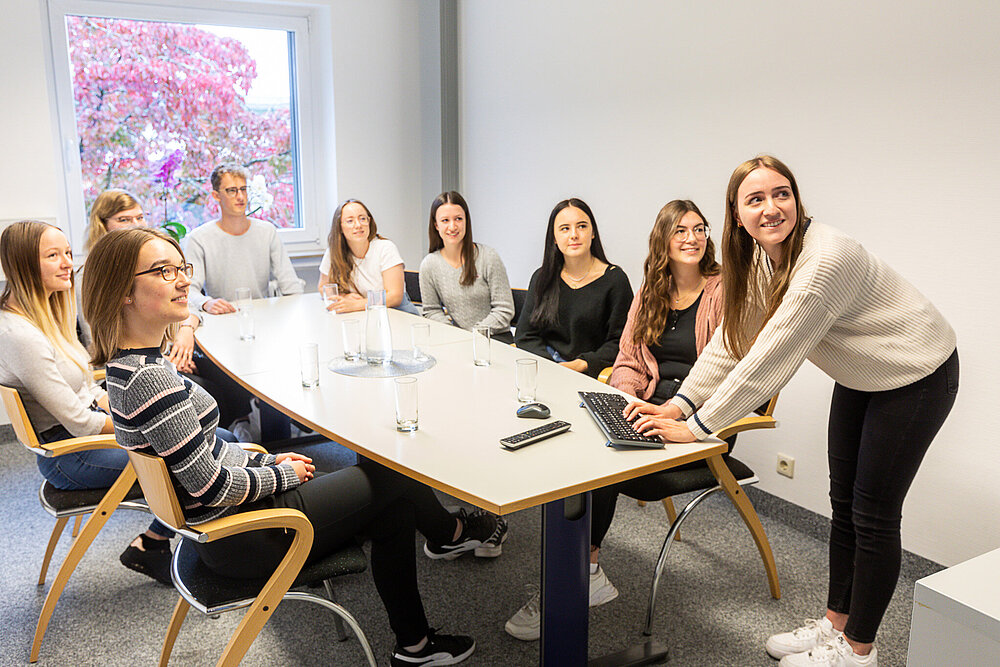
[504,569,620,642]
[778,635,877,667]
[588,565,619,608]
[766,617,842,659]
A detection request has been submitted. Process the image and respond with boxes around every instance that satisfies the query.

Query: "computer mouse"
[516,402,551,419]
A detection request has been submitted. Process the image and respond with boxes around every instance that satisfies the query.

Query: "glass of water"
[472,325,491,367]
[516,358,538,403]
[299,343,319,387]
[411,323,430,362]
[321,283,339,311]
[235,287,254,341]
[341,319,362,361]
[394,377,418,432]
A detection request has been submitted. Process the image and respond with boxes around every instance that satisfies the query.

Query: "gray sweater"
[671,222,957,440]
[418,244,514,334]
[0,311,107,436]
[185,218,303,311]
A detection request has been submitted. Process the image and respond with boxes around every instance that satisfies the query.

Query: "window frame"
[42,0,336,256]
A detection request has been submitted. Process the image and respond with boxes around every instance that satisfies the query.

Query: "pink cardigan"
[608,274,724,400]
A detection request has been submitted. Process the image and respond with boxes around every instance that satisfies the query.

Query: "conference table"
[196,293,734,665]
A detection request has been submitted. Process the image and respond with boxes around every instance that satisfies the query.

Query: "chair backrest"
[511,288,529,327]
[0,384,41,449]
[125,449,188,531]
[403,270,421,305]
[755,393,779,417]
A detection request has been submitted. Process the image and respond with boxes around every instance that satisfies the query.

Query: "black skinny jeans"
[194,458,455,646]
[827,349,958,644]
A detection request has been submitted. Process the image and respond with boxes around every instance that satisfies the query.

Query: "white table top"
[196,294,725,514]
[914,547,1000,642]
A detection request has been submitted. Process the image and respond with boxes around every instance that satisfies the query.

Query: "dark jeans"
[191,350,254,428]
[827,349,958,644]
[194,457,455,646]
[35,425,175,539]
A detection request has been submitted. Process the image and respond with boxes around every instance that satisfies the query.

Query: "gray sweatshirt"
[418,244,514,334]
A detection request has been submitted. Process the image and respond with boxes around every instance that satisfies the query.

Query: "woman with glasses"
[626,156,958,667]
[82,227,506,666]
[318,199,419,314]
[513,198,632,377]
[504,200,723,641]
[0,220,174,584]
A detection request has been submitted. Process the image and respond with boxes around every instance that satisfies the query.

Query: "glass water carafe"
[365,289,393,365]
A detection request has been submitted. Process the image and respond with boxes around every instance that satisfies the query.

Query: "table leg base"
[588,639,669,666]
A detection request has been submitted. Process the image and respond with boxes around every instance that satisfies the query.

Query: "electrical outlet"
[776,453,795,478]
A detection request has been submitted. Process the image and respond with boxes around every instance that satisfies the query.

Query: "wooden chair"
[0,383,148,663]
[592,371,781,635]
[125,448,376,666]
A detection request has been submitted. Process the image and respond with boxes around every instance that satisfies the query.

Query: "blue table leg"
[541,492,590,665]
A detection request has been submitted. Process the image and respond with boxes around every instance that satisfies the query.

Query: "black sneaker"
[119,535,173,586]
[390,628,475,666]
[423,508,501,560]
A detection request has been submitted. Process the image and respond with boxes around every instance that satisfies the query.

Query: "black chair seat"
[623,456,756,501]
[41,480,144,513]
[173,539,367,611]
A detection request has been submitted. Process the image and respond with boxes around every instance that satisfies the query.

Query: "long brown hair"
[633,200,720,346]
[325,199,382,294]
[82,228,184,367]
[721,155,810,359]
[0,220,89,372]
[428,191,478,286]
[85,189,141,251]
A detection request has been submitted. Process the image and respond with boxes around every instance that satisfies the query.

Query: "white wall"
[459,0,1000,566]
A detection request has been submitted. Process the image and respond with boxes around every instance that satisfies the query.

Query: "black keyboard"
[500,420,571,450]
[578,391,664,448]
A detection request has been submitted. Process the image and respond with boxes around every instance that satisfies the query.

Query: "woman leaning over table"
[626,156,958,667]
[419,191,515,344]
[0,220,174,584]
[513,198,632,377]
[82,227,510,666]
[318,198,419,314]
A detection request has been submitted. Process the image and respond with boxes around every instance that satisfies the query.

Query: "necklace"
[669,277,706,311]
[563,258,595,285]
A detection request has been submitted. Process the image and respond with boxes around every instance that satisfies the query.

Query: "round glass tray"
[328,350,436,378]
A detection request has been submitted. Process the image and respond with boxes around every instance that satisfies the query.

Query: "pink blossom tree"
[67,16,295,230]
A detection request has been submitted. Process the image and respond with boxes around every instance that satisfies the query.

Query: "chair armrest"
[240,443,268,455]
[92,368,106,383]
[713,415,777,441]
[194,507,312,543]
[597,367,613,384]
[39,434,121,457]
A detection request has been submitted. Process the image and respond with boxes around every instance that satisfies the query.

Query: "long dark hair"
[721,155,810,359]
[325,199,381,294]
[528,198,609,329]
[633,200,720,346]
[428,191,477,287]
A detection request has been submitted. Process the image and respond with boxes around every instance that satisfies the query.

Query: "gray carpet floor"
[1,429,940,666]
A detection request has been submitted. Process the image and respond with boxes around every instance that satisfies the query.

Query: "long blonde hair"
[86,189,141,251]
[0,220,90,373]
[633,200,720,346]
[721,155,810,359]
[82,227,184,368]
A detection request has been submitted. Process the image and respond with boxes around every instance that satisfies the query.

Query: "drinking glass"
[472,325,491,367]
[341,319,362,361]
[299,343,319,387]
[411,323,430,362]
[394,377,418,432]
[516,358,538,403]
[235,287,254,341]
[321,283,339,311]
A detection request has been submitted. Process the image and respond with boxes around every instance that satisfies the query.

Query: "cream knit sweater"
[670,222,956,440]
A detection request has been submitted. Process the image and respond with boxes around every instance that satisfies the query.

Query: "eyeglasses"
[222,186,249,197]
[111,213,145,225]
[673,225,709,240]
[134,263,194,281]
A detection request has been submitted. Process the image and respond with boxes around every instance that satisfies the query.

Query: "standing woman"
[318,199,419,314]
[0,220,174,584]
[628,156,958,667]
[419,191,515,343]
[514,198,632,378]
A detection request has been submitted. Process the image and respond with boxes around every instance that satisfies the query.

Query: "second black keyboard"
[578,391,665,448]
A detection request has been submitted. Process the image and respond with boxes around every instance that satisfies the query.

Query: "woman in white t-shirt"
[318,199,418,314]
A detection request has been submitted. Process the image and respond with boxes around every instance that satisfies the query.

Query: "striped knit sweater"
[106,348,299,525]
[670,222,956,440]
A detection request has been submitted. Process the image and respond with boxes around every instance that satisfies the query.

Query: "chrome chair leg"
[285,592,377,667]
[322,580,349,642]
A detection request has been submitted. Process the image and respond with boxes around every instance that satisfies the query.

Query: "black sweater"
[515,265,633,378]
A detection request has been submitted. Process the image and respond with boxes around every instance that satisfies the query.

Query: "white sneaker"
[504,570,620,642]
[589,565,619,608]
[766,617,842,659]
[779,636,877,666]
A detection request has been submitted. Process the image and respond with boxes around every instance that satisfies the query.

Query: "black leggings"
[194,458,455,646]
[191,350,254,427]
[827,349,958,643]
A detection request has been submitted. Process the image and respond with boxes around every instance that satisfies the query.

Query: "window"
[43,0,335,254]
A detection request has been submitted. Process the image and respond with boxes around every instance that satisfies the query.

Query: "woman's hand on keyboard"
[623,400,682,422]
[633,414,695,443]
